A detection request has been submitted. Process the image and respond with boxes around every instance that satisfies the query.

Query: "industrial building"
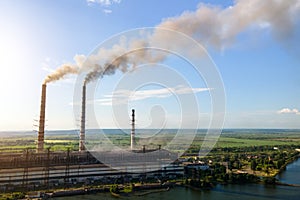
[0,83,184,192]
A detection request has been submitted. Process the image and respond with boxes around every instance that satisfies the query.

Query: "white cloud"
[70,86,211,106]
[87,0,121,6]
[87,0,120,14]
[96,86,211,106]
[41,57,61,73]
[103,9,112,14]
[41,58,55,73]
[277,108,300,115]
[41,65,54,73]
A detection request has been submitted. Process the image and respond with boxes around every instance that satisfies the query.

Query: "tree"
[228,161,233,171]
[251,160,257,171]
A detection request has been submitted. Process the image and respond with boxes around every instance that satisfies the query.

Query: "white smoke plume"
[48,0,300,85]
[82,39,168,84]
[82,0,300,84]
[155,0,300,49]
[44,64,79,84]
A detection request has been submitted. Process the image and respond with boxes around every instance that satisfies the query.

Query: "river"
[276,158,300,185]
[54,158,300,200]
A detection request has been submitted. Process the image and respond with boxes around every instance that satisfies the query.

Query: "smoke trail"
[81,0,300,84]
[155,0,300,49]
[84,64,103,85]
[44,65,79,84]
[83,39,169,84]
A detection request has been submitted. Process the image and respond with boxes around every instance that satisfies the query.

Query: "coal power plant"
[130,109,136,150]
[0,83,180,192]
[79,84,86,152]
[37,84,46,153]
[34,83,141,153]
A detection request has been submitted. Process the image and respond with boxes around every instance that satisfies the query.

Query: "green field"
[0,129,299,153]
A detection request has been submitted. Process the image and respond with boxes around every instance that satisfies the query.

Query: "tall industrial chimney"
[79,84,86,151]
[130,109,135,150]
[37,84,46,153]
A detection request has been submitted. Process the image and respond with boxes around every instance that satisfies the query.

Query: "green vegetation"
[185,162,260,189]
[0,134,79,152]
[0,192,25,200]
[0,129,299,196]
[184,145,299,189]
[1,129,300,153]
[185,130,300,154]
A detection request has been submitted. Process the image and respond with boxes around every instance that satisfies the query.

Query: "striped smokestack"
[37,84,46,153]
[79,84,86,151]
[130,109,135,150]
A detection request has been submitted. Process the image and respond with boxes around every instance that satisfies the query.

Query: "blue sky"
[0,0,299,131]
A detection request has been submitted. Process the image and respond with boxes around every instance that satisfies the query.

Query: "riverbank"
[21,182,173,199]
[275,155,299,177]
[2,151,299,199]
[2,176,299,200]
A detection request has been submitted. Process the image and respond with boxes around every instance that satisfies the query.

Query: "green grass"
[214,137,300,148]
[0,135,79,152]
[0,130,300,152]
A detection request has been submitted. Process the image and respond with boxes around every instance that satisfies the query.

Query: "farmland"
[0,129,299,153]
